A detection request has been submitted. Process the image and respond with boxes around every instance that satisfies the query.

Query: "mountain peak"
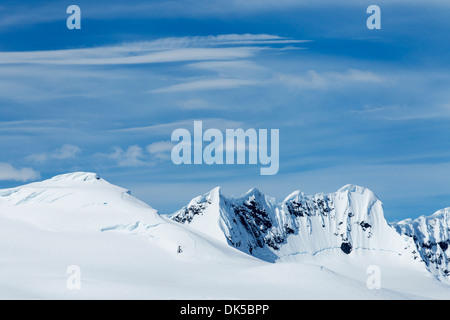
[209,186,222,197]
[431,207,450,219]
[283,190,303,201]
[240,187,266,200]
[245,187,262,194]
[0,171,158,232]
[337,184,367,194]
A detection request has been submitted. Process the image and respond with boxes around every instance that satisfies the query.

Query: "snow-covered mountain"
[170,185,450,282]
[170,185,409,262]
[0,172,251,261]
[0,172,449,299]
[0,172,160,231]
[392,208,450,280]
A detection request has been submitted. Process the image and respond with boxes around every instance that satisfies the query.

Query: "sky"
[0,0,449,221]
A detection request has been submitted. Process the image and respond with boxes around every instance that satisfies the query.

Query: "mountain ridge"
[169,182,449,282]
[170,182,408,262]
[1,172,449,283]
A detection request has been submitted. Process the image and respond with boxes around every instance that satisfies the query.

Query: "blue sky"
[0,0,449,220]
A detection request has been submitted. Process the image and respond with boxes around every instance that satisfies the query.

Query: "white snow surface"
[0,172,449,299]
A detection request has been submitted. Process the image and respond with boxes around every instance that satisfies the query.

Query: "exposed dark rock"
[340,242,353,254]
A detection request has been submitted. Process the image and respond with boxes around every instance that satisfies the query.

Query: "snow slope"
[0,172,255,262]
[0,172,449,299]
[0,172,160,231]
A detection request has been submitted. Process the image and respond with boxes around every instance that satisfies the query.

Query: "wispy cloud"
[352,104,450,121]
[101,142,175,167]
[0,48,257,65]
[186,60,272,81]
[152,78,258,93]
[152,67,383,93]
[273,69,383,90]
[0,163,40,182]
[105,145,147,167]
[114,119,244,135]
[26,144,81,162]
[147,141,174,160]
[0,119,68,131]
[0,34,308,105]
[176,99,212,110]
[0,35,303,66]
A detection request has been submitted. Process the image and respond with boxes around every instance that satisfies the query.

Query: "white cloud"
[188,59,269,72]
[352,103,450,121]
[151,59,384,93]
[0,34,302,66]
[0,163,40,182]
[0,48,256,66]
[333,69,382,83]
[101,142,175,166]
[147,141,174,160]
[153,68,383,93]
[27,144,81,162]
[177,99,211,110]
[107,145,146,167]
[152,78,257,93]
[273,69,383,90]
[186,60,273,80]
[115,118,244,135]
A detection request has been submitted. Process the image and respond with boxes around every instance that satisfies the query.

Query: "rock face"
[392,208,450,280]
[170,185,407,263]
